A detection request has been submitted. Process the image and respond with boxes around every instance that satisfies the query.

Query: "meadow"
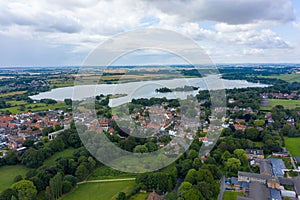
[0,165,29,192]
[43,148,76,166]
[261,99,300,111]
[284,137,300,156]
[0,102,67,114]
[223,191,245,200]
[61,181,135,200]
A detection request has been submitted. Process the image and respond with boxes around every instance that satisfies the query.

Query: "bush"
[62,181,73,194]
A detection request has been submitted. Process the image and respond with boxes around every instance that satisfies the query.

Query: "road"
[218,176,226,200]
[77,178,136,185]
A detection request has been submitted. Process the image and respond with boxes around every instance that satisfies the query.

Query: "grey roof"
[279,177,294,186]
[294,156,300,163]
[268,158,286,177]
[270,189,282,200]
[231,177,250,189]
[238,171,271,181]
[246,149,264,156]
[249,182,270,200]
[293,178,300,195]
[257,159,272,175]
[231,177,239,185]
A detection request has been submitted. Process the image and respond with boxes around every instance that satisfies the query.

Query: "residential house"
[245,149,264,159]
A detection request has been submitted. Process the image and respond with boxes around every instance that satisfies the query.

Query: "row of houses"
[0,110,72,149]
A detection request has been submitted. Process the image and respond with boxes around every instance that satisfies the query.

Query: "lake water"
[30,75,269,107]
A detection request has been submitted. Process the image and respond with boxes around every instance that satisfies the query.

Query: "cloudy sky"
[0,0,300,66]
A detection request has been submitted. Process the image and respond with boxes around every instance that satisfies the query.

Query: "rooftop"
[269,188,282,200]
[238,171,271,181]
[249,182,270,200]
[246,149,264,156]
[268,158,286,177]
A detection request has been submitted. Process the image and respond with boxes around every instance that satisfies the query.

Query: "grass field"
[284,137,300,156]
[223,191,245,200]
[0,165,30,192]
[0,102,67,114]
[261,99,300,111]
[88,166,136,180]
[61,181,135,200]
[129,193,149,200]
[260,74,300,83]
[43,148,76,166]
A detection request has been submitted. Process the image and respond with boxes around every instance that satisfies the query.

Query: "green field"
[129,193,149,200]
[260,74,300,83]
[0,165,30,192]
[285,137,300,156]
[88,166,136,180]
[0,102,67,114]
[43,148,76,166]
[223,191,245,200]
[261,99,300,111]
[61,181,135,200]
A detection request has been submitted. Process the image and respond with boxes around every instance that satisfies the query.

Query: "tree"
[5,151,18,165]
[62,181,73,194]
[234,149,247,165]
[64,175,77,187]
[221,151,231,164]
[178,182,193,197]
[23,140,34,148]
[64,98,72,106]
[21,148,44,168]
[116,192,127,200]
[11,180,37,200]
[75,164,89,181]
[13,175,23,183]
[133,145,148,154]
[21,148,45,168]
[187,150,198,160]
[0,188,18,200]
[245,128,260,141]
[225,158,241,173]
[184,169,198,185]
[165,192,177,200]
[184,188,204,200]
[49,172,63,200]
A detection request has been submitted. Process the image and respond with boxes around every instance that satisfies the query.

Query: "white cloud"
[0,0,298,65]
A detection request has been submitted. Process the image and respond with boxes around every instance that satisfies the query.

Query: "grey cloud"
[148,0,295,24]
[0,5,82,34]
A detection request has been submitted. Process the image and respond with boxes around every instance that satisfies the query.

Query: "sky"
[0,0,300,66]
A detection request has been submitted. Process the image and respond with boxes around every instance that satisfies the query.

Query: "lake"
[30,75,269,107]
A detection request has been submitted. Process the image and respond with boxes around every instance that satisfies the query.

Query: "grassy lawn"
[61,181,135,200]
[260,74,300,83]
[284,137,300,156]
[0,103,67,114]
[129,193,149,200]
[261,99,300,111]
[0,165,30,192]
[88,166,136,180]
[223,191,245,200]
[43,148,76,166]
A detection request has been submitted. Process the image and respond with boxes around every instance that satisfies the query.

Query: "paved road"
[218,176,226,200]
[77,178,136,185]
